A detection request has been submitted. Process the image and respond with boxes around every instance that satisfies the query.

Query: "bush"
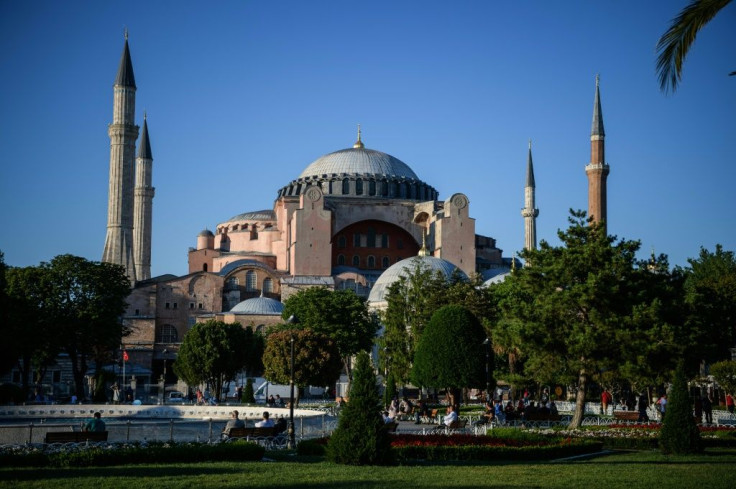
[326,352,392,465]
[297,437,328,456]
[659,364,702,454]
[0,441,265,468]
[392,439,602,462]
[242,379,255,404]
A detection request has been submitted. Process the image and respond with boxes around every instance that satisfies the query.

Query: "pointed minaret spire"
[103,34,139,282]
[115,30,136,89]
[585,74,610,226]
[353,124,364,149]
[521,140,539,252]
[134,113,154,281]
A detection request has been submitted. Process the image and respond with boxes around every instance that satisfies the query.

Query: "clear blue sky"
[1,0,734,277]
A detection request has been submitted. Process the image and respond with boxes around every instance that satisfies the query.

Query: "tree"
[710,360,736,396]
[411,305,488,411]
[173,320,249,401]
[683,245,736,364]
[242,378,256,404]
[660,363,702,454]
[42,255,131,399]
[656,0,733,93]
[327,351,392,465]
[379,259,490,387]
[261,329,343,395]
[495,211,671,428]
[4,265,60,398]
[281,287,379,380]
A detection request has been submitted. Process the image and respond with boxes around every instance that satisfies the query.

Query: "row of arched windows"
[226,272,274,292]
[337,230,391,249]
[337,254,394,269]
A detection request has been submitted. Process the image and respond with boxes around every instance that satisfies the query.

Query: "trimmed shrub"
[297,437,328,456]
[383,371,397,409]
[392,439,602,462]
[660,364,703,454]
[326,352,392,465]
[242,378,255,404]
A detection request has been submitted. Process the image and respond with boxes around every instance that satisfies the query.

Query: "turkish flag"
[123,350,129,362]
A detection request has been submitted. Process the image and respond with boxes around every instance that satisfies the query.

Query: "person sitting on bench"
[222,410,245,438]
[255,411,274,428]
[83,412,106,432]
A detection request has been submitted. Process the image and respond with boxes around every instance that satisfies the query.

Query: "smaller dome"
[223,210,276,223]
[198,229,214,237]
[230,296,284,315]
[368,256,467,305]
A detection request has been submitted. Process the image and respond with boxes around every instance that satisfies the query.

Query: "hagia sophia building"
[104,36,608,390]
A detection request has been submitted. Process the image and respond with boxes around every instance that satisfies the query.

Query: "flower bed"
[391,434,601,462]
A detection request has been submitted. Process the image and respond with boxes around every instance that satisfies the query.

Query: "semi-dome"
[367,255,467,305]
[230,295,284,315]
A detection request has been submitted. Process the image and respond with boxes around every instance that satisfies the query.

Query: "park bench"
[44,431,108,444]
[523,412,561,422]
[613,410,639,422]
[432,418,468,433]
[384,422,399,433]
[421,408,440,424]
[225,427,286,448]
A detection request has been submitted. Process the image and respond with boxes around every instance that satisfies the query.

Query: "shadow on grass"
[6,465,243,481]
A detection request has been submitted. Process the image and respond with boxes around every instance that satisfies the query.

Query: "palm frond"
[656,0,732,93]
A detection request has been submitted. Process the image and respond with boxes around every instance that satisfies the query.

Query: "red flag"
[123,350,129,362]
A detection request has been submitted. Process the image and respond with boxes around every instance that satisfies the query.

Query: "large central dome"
[298,147,419,180]
[277,131,438,202]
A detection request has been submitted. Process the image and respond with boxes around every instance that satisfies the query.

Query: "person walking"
[726,393,735,414]
[702,394,713,424]
[637,392,650,423]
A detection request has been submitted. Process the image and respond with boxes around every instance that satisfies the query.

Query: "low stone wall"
[0,404,316,421]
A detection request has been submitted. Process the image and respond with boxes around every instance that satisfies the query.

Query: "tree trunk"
[569,368,588,428]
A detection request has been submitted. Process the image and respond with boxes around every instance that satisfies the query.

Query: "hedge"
[392,439,603,462]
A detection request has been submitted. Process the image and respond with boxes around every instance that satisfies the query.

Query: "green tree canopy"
[173,320,249,400]
[710,360,736,395]
[42,255,131,399]
[281,287,379,379]
[411,305,488,410]
[379,259,491,386]
[683,245,736,364]
[495,211,674,427]
[262,329,343,392]
[660,363,702,454]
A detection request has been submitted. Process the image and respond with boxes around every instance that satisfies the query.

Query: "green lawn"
[3,449,736,489]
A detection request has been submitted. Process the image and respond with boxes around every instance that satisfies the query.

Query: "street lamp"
[483,338,491,401]
[161,349,168,405]
[287,315,298,449]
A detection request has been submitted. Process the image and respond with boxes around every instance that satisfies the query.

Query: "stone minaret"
[133,113,154,280]
[521,140,539,251]
[585,75,609,226]
[102,32,139,282]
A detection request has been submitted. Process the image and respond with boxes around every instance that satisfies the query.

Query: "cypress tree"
[659,363,702,454]
[326,351,392,465]
[242,379,255,404]
[383,371,397,409]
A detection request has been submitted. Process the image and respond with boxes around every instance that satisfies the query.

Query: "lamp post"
[287,315,298,449]
[483,338,491,401]
[161,349,168,405]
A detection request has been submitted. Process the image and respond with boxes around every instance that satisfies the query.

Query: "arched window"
[202,263,208,272]
[157,324,178,343]
[338,236,347,249]
[381,180,389,197]
[355,178,363,195]
[367,227,376,247]
[369,180,376,196]
[226,277,239,291]
[342,178,350,195]
[367,256,375,269]
[263,278,273,294]
[246,270,257,291]
[382,256,390,269]
[337,254,346,265]
[381,234,389,248]
[390,181,398,197]
[250,225,258,240]
[352,255,360,267]
[256,325,266,334]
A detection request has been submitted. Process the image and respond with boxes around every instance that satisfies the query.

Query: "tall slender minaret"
[102,31,139,282]
[133,113,154,280]
[521,140,539,251]
[585,74,609,226]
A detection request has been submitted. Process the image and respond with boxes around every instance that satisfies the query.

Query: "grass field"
[3,449,736,489]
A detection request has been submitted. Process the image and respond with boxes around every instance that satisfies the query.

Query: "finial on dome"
[353,124,364,149]
[417,229,429,257]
